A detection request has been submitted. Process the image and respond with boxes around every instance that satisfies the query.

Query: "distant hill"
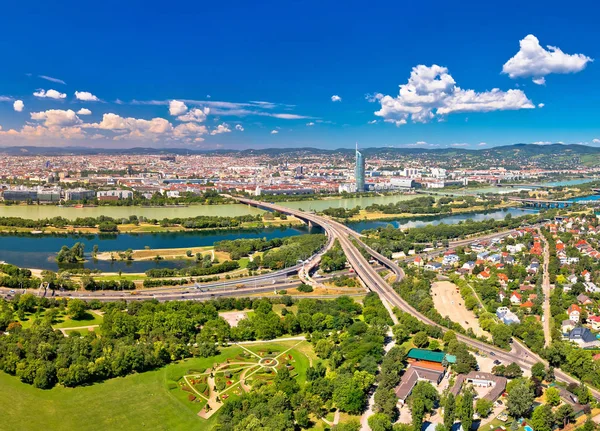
[0,143,598,168]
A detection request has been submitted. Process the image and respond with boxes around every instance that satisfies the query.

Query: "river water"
[346,207,538,231]
[0,225,319,273]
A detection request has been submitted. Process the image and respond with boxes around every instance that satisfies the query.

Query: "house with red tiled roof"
[520,300,534,310]
[510,292,522,305]
[568,304,582,323]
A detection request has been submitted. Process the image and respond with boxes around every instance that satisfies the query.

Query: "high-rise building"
[354,143,365,192]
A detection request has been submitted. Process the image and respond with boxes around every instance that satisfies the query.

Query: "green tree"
[443,393,456,430]
[458,387,474,431]
[413,331,429,348]
[555,404,575,429]
[545,387,560,406]
[531,362,546,381]
[295,408,311,429]
[475,398,493,418]
[530,404,554,431]
[67,299,87,320]
[368,413,392,431]
[411,398,425,431]
[507,379,534,418]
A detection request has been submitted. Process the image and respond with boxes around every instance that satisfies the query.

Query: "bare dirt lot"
[431,280,487,337]
[219,311,248,327]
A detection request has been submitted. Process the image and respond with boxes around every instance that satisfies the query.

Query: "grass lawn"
[0,341,314,431]
[18,310,103,330]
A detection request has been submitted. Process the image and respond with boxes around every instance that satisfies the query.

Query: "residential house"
[497,307,520,324]
[510,292,522,305]
[568,304,582,323]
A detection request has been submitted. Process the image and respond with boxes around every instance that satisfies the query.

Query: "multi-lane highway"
[237,198,596,398]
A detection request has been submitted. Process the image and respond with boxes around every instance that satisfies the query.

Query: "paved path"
[58,324,99,335]
[539,228,552,348]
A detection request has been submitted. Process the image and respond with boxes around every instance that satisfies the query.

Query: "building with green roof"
[407,348,456,364]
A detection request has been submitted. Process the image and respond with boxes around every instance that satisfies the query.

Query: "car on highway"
[490,351,496,356]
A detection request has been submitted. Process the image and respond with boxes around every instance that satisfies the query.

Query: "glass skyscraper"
[355,143,365,192]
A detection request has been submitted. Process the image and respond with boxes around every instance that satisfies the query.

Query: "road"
[539,228,553,348]
[237,198,599,400]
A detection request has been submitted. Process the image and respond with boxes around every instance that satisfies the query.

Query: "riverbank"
[0,216,303,235]
[94,245,231,262]
[344,201,517,223]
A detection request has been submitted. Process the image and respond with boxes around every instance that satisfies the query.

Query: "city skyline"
[0,1,599,149]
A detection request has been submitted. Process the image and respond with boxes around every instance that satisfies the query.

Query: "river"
[345,207,538,231]
[0,207,541,272]
[0,225,320,273]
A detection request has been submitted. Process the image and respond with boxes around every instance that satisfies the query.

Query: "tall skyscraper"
[355,143,365,192]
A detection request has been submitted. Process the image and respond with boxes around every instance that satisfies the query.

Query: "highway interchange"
[0,197,594,398]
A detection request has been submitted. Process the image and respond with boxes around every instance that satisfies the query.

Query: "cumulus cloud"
[33,89,66,99]
[331,95,342,102]
[271,130,279,134]
[39,75,66,85]
[173,122,208,138]
[30,109,82,127]
[177,107,210,123]
[169,100,188,116]
[373,64,534,126]
[538,103,545,108]
[235,124,244,131]
[74,91,100,102]
[306,122,315,126]
[85,113,173,140]
[593,139,600,144]
[502,35,592,84]
[478,142,488,146]
[0,125,84,140]
[13,100,24,112]
[211,123,231,135]
[77,108,92,115]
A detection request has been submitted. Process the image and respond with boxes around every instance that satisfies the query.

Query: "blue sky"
[0,0,598,149]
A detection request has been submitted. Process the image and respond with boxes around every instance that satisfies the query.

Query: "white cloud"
[0,96,13,102]
[13,100,24,112]
[39,75,66,85]
[532,141,553,145]
[75,91,100,102]
[77,108,92,115]
[270,130,279,134]
[235,124,244,131]
[85,113,173,140]
[532,77,546,85]
[270,113,311,119]
[177,107,210,123]
[368,119,377,124]
[374,64,534,126]
[173,122,208,138]
[33,89,66,99]
[478,142,487,146]
[30,109,82,127]
[132,99,311,120]
[538,103,545,108]
[451,143,469,147]
[593,139,600,144]
[306,122,315,126]
[169,100,188,116]
[331,95,342,102]
[502,35,592,84]
[0,125,84,140]
[210,123,231,135]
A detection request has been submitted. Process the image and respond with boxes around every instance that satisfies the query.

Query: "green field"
[18,310,104,330]
[0,341,312,431]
